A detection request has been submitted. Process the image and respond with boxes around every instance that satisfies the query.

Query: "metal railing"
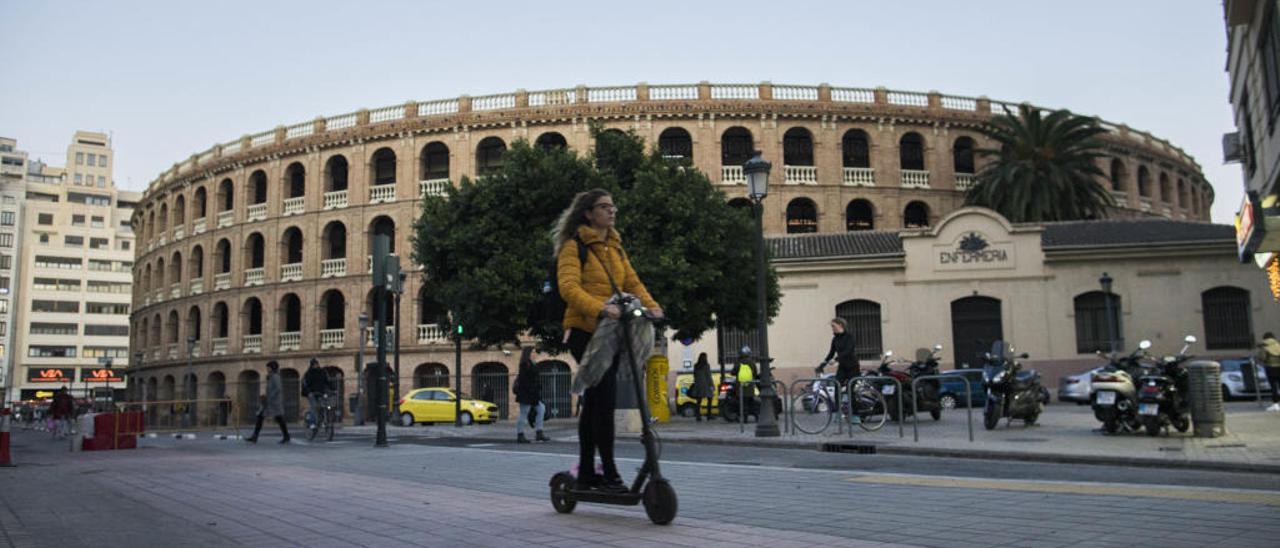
[116,398,238,436]
[851,375,905,439]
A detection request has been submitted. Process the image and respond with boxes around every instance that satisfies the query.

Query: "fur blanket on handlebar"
[572,294,654,395]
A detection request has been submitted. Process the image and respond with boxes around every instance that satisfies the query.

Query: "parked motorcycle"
[1137,335,1196,436]
[981,341,1044,430]
[1091,340,1150,434]
[878,345,944,421]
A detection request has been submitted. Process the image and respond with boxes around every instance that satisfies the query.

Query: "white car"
[1219,359,1273,400]
[1057,366,1105,404]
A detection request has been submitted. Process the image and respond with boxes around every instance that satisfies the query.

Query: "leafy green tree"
[965,105,1115,222]
[413,130,780,349]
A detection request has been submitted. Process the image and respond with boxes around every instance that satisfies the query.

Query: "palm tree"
[965,105,1115,222]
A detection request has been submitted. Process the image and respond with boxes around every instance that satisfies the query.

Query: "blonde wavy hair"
[550,188,612,256]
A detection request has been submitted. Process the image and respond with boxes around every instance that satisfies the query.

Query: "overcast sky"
[0,1,1244,223]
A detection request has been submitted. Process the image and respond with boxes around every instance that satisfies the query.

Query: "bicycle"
[307,392,337,442]
[792,371,888,434]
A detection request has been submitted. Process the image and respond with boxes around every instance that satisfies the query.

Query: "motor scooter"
[1091,340,1150,434]
[1137,335,1196,436]
[878,345,944,421]
[982,341,1044,430]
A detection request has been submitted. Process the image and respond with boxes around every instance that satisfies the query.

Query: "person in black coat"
[687,353,715,422]
[513,347,549,443]
[301,358,334,428]
[816,318,859,419]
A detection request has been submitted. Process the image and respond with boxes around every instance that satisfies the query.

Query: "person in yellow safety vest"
[735,360,757,399]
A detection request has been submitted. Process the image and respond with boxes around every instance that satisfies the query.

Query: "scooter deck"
[565,488,642,505]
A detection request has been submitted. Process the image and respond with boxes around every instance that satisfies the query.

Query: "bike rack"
[786,376,845,436]
[848,375,904,439]
[910,374,974,443]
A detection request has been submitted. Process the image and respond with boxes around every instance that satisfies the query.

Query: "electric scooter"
[549,296,678,525]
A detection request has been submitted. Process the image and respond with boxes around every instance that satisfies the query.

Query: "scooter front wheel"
[549,472,576,514]
[642,479,678,525]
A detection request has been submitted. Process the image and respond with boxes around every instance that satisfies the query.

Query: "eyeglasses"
[594,204,618,213]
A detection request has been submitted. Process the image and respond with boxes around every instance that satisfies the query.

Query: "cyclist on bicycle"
[815,318,859,421]
[301,358,334,428]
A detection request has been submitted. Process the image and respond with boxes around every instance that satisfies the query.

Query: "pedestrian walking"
[1259,332,1280,412]
[50,387,75,438]
[554,188,662,491]
[514,347,550,443]
[687,353,715,422]
[246,361,290,444]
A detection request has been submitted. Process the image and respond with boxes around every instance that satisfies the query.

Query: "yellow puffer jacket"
[558,225,658,334]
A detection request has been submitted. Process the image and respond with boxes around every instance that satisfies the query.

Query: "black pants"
[1267,367,1280,404]
[568,328,620,482]
[251,414,289,440]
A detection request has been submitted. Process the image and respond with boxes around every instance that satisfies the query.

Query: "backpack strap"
[585,244,622,297]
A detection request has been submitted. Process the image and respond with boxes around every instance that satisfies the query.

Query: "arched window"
[244,233,265,269]
[186,305,202,344]
[193,186,207,218]
[217,178,234,211]
[320,290,345,330]
[953,137,976,174]
[783,127,814,166]
[1159,173,1171,203]
[155,258,165,289]
[658,127,692,160]
[281,227,303,265]
[846,199,874,231]
[190,245,204,278]
[785,198,818,234]
[1109,159,1127,192]
[903,201,930,228]
[215,239,232,273]
[1073,291,1123,354]
[899,132,925,171]
[212,302,229,338]
[535,132,568,151]
[167,311,180,344]
[242,297,263,335]
[371,147,397,186]
[842,129,870,168]
[420,142,449,180]
[158,203,168,232]
[151,314,161,347]
[174,195,186,226]
[1137,166,1151,197]
[476,137,506,175]
[325,155,349,192]
[286,162,305,198]
[279,293,302,334]
[1202,286,1252,349]
[414,363,449,388]
[370,216,395,254]
[835,299,883,360]
[720,127,753,166]
[170,251,182,284]
[418,286,449,327]
[1178,179,1188,208]
[143,264,151,293]
[249,170,268,204]
[322,221,347,260]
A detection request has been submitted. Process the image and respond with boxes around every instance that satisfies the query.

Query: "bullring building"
[125,82,1258,425]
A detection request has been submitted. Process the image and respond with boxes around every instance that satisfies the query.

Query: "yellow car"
[674,372,724,417]
[398,388,498,426]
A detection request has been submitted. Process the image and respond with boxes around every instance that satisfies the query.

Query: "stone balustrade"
[417,324,446,344]
[721,166,745,185]
[419,179,449,198]
[320,329,345,349]
[282,196,304,216]
[280,262,303,282]
[901,170,930,189]
[278,331,301,351]
[323,190,348,210]
[214,272,231,291]
[246,203,267,222]
[244,267,265,286]
[321,258,346,278]
[243,334,262,354]
[216,210,234,228]
[369,183,396,204]
[842,167,875,186]
[784,165,818,185]
[212,338,228,356]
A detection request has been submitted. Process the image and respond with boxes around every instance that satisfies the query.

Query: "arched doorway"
[280,368,300,423]
[950,296,1003,367]
[237,370,260,424]
[414,363,449,388]
[535,132,568,151]
[537,360,572,420]
[206,372,227,427]
[472,362,510,419]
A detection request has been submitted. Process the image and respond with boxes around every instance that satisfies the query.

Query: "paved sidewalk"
[346,401,1280,473]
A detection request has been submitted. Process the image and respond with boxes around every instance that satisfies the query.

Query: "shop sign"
[81,368,124,383]
[935,232,1015,271]
[1237,192,1262,263]
[27,367,75,383]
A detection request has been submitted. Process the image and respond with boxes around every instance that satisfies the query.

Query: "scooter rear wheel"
[642,479,678,525]
[549,472,576,514]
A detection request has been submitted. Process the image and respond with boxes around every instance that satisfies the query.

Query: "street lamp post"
[356,312,368,425]
[1099,272,1116,353]
[393,271,405,419]
[744,151,780,438]
[185,336,196,427]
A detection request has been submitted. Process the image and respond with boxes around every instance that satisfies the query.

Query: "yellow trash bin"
[646,355,671,423]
